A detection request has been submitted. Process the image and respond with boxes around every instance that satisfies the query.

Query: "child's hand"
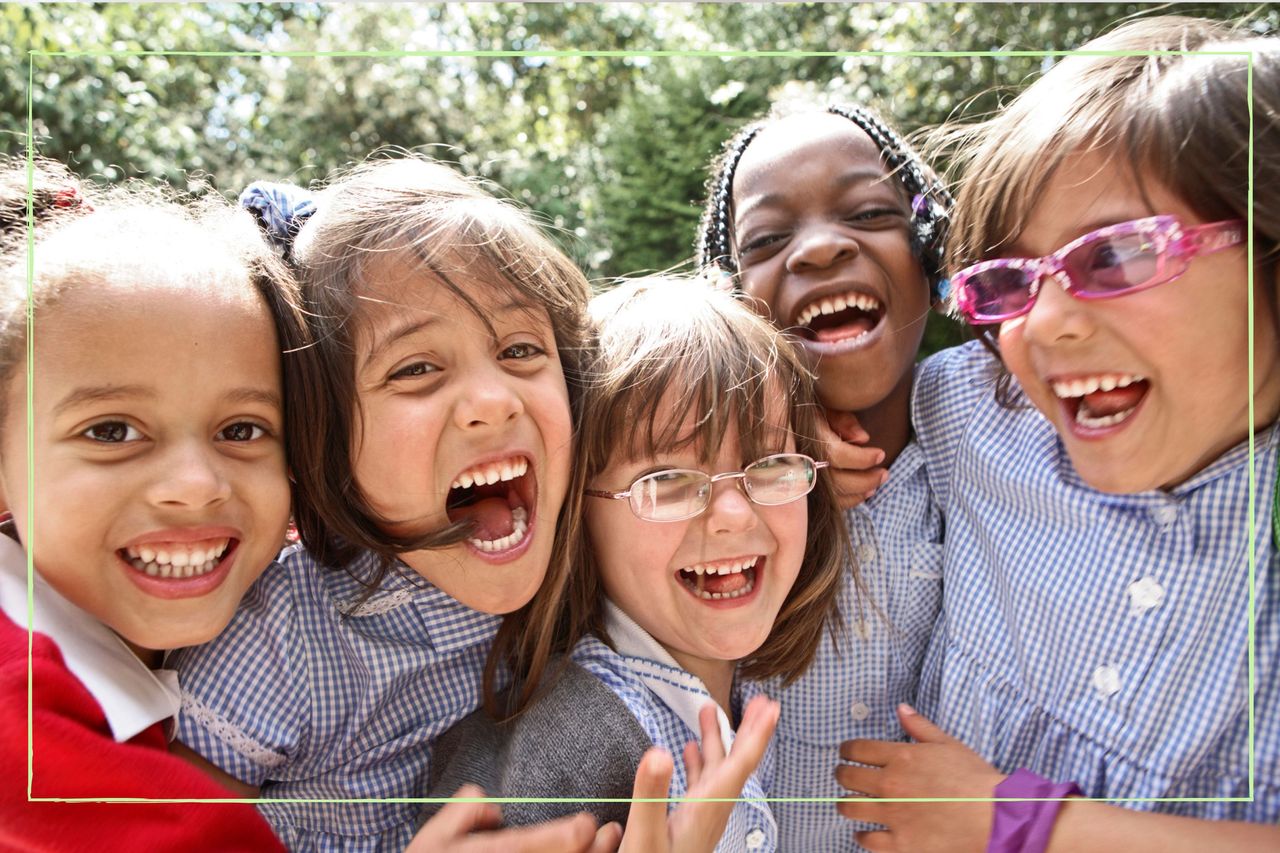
[406,784,621,853]
[818,411,887,509]
[619,695,780,853]
[834,704,1004,853]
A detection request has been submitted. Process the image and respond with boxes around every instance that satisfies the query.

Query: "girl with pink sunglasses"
[834,16,1280,853]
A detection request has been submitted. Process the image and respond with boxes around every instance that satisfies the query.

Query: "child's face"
[585,400,807,672]
[732,112,930,413]
[0,277,290,653]
[349,255,573,614]
[998,151,1280,492]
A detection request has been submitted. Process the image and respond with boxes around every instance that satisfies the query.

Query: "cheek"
[738,272,781,322]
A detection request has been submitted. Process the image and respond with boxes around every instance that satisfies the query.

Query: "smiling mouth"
[1051,373,1149,429]
[446,455,536,553]
[120,538,233,579]
[793,291,884,344]
[676,556,760,601]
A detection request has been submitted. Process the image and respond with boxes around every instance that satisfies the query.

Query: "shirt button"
[850,701,871,721]
[857,542,878,563]
[745,828,766,849]
[1091,664,1122,699]
[1127,577,1166,614]
[1152,505,1178,526]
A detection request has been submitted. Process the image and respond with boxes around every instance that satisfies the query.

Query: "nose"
[785,224,859,274]
[1019,271,1094,345]
[703,477,759,535]
[148,439,231,509]
[453,371,524,430]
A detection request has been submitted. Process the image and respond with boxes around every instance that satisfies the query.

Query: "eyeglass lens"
[629,454,817,521]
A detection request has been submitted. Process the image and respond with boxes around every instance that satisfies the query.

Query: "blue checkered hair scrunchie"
[239,181,316,261]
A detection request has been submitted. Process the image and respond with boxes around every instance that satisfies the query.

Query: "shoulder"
[914,340,1002,418]
[430,658,649,828]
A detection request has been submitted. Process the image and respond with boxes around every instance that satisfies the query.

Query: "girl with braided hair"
[696,102,952,852]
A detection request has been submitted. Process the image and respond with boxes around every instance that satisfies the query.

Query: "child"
[169,156,605,851]
[836,17,1280,851]
[695,101,952,850]
[0,159,304,850]
[431,275,846,851]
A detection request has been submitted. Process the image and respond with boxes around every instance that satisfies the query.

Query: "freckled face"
[732,113,931,412]
[349,255,574,614]
[0,278,290,653]
[997,151,1280,492]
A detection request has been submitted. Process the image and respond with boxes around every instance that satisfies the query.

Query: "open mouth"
[676,556,760,601]
[446,455,536,553]
[120,538,234,579]
[1051,373,1149,429]
[793,291,884,344]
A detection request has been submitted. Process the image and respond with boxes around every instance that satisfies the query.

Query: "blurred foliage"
[3,2,1275,353]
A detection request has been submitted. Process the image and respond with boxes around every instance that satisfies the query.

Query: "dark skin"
[731,112,935,506]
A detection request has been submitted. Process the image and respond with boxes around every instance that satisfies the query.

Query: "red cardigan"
[0,611,285,852]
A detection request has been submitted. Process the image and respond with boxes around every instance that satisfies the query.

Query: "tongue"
[1080,385,1145,418]
[451,496,515,540]
[701,571,748,595]
[814,316,876,343]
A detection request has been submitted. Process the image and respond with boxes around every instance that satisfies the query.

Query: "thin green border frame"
[21,45,1259,811]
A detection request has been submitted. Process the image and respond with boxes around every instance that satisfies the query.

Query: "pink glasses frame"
[952,215,1246,323]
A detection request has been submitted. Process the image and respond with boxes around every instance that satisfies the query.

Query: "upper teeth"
[681,556,759,576]
[451,456,528,490]
[123,538,230,579]
[1051,374,1145,399]
[795,292,881,328]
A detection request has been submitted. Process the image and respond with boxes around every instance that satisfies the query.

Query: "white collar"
[0,534,181,742]
[602,599,737,749]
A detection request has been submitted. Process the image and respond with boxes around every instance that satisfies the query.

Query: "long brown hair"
[282,154,591,718]
[562,275,850,685]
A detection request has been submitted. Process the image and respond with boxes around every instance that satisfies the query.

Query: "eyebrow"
[361,298,543,366]
[734,168,895,223]
[54,384,280,416]
[54,384,156,416]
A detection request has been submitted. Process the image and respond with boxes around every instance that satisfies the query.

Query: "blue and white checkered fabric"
[571,622,778,853]
[170,545,501,852]
[767,439,943,852]
[914,341,1280,821]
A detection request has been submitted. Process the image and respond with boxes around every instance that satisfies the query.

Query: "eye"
[499,342,546,361]
[82,421,142,443]
[390,361,439,380]
[849,206,908,225]
[217,422,267,442]
[738,232,788,259]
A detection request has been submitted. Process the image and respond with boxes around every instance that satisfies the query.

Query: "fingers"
[619,748,673,852]
[826,409,870,443]
[834,762,880,797]
[695,701,725,774]
[709,696,778,796]
[814,417,888,507]
[857,829,895,853]
[835,796,883,825]
[839,738,900,766]
[683,740,703,790]
[896,703,957,745]
[586,821,623,853]
[406,785,501,849]
[493,814,600,853]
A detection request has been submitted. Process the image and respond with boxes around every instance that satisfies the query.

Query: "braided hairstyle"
[696,103,953,300]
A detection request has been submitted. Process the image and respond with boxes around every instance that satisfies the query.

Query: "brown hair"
[282,154,591,717]
[561,275,850,685]
[933,16,1280,388]
[0,160,307,431]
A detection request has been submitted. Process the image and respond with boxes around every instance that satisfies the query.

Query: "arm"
[836,705,1279,853]
[169,738,261,797]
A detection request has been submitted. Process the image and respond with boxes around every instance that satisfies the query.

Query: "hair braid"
[697,103,953,300]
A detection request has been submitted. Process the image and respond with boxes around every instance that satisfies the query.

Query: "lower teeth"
[685,569,755,600]
[1075,406,1137,428]
[468,506,529,553]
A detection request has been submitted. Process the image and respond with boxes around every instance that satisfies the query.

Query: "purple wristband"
[985,768,1082,853]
